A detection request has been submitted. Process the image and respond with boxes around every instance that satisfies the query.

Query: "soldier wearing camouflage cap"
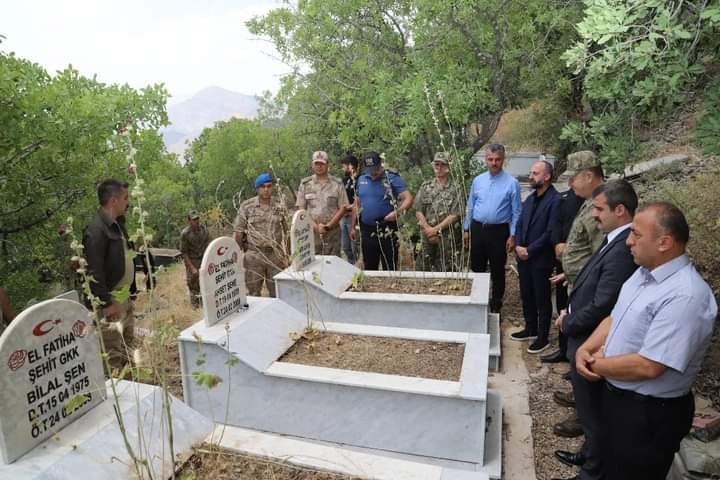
[556,151,606,288]
[180,209,211,308]
[414,152,464,271]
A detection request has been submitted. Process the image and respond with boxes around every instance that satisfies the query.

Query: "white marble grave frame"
[0,381,213,480]
[274,256,500,369]
[178,297,502,478]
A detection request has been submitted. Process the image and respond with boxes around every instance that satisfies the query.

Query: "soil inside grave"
[349,276,472,295]
[179,445,363,479]
[279,332,464,381]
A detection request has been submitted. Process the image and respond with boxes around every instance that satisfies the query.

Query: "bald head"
[528,161,553,191]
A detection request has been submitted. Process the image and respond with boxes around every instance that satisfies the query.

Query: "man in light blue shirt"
[462,143,521,313]
[576,202,717,480]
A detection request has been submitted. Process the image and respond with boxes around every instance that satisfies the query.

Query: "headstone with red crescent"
[0,299,105,464]
[199,236,248,327]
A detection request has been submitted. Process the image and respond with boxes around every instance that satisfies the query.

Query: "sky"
[1,0,291,103]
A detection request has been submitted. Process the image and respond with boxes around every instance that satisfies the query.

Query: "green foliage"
[225,356,240,368]
[248,0,582,173]
[186,117,313,214]
[111,285,132,304]
[560,114,643,173]
[191,371,222,389]
[561,0,720,170]
[0,51,171,307]
[351,271,365,290]
[64,393,91,416]
[697,82,720,156]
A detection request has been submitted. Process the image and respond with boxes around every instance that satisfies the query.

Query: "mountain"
[162,86,260,156]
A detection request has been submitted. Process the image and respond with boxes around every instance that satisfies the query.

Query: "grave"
[178,296,502,478]
[198,236,248,326]
[178,218,503,478]
[0,298,213,478]
[274,256,500,369]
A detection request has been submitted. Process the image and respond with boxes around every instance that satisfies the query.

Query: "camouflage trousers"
[186,262,201,307]
[314,227,341,257]
[245,248,286,297]
[415,230,463,272]
[97,301,135,372]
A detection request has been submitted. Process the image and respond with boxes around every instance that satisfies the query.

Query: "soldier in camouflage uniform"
[180,210,211,308]
[234,173,290,297]
[558,151,605,290]
[295,151,349,256]
[414,152,464,271]
[549,150,605,440]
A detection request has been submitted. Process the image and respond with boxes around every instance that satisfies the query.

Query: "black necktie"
[599,236,609,251]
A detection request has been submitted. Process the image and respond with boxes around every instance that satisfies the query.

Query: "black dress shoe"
[541,349,568,363]
[554,449,586,467]
[553,390,576,408]
[553,415,583,438]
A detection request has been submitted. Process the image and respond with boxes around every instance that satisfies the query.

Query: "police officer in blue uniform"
[350,152,413,270]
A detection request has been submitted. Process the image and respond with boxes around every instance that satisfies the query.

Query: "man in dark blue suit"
[510,160,559,353]
[552,180,639,480]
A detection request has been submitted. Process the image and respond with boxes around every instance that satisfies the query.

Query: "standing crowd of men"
[502,150,717,480]
[35,143,712,480]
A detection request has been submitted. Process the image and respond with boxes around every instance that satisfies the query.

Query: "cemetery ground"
[133,257,719,480]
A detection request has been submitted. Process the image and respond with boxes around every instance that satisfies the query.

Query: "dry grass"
[133,263,203,399]
[491,104,557,153]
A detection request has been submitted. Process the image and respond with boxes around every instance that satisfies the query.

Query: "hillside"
[162,86,260,155]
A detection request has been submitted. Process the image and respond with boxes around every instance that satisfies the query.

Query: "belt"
[606,382,691,404]
[471,220,508,229]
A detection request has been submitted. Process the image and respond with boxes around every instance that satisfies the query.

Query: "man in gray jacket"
[83,179,136,371]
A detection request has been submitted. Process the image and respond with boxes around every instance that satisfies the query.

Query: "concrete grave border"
[274,255,499,368]
[0,380,213,479]
[179,297,501,478]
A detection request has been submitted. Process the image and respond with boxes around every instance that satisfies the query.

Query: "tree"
[0,51,169,306]
[561,0,720,171]
[248,0,583,173]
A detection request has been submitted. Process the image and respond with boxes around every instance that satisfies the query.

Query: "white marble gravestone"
[290,210,315,270]
[0,299,105,464]
[199,236,247,327]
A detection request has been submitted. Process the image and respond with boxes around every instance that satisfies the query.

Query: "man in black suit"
[510,160,559,353]
[552,180,639,480]
[541,176,583,363]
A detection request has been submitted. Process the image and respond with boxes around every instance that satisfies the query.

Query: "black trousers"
[570,365,604,480]
[360,221,399,271]
[600,383,694,480]
[469,221,509,311]
[517,260,553,341]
